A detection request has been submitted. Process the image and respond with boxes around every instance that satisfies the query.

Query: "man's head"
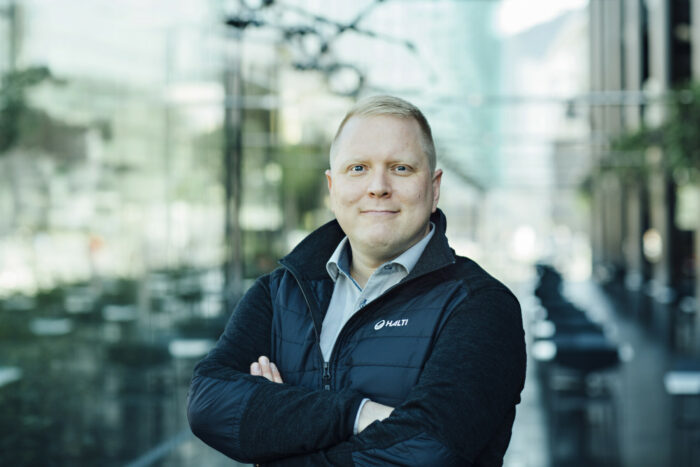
[329,95,437,174]
[326,95,442,267]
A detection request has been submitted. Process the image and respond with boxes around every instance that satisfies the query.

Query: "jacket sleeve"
[187,273,366,464]
[263,286,527,466]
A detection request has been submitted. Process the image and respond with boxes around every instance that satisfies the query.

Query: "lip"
[360,210,399,215]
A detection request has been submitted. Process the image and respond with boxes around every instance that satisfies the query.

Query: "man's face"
[326,115,442,264]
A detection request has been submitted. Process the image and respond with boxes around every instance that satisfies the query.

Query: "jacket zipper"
[282,258,454,393]
[322,362,331,390]
[326,268,452,369]
[280,263,334,391]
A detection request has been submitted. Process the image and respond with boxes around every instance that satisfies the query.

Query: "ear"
[431,169,443,212]
[325,169,333,192]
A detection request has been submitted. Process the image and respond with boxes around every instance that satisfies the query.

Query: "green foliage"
[280,143,328,227]
[606,125,659,181]
[34,286,66,315]
[175,315,226,339]
[601,81,700,183]
[0,66,52,155]
[577,171,593,202]
[100,278,139,305]
[107,341,171,368]
[664,81,700,176]
[0,311,33,339]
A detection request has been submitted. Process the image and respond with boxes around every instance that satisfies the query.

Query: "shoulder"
[438,257,525,354]
[448,255,517,301]
[259,266,295,291]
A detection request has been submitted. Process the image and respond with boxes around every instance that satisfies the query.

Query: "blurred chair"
[532,264,622,466]
[664,358,700,467]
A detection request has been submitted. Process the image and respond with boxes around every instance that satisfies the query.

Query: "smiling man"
[326,112,440,288]
[187,96,526,466]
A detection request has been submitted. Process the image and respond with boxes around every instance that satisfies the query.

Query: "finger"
[270,362,283,383]
[259,356,274,381]
[250,362,261,376]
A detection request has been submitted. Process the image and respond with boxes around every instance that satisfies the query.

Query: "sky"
[495,0,588,36]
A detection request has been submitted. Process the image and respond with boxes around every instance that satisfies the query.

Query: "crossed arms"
[187,274,526,465]
[250,355,395,434]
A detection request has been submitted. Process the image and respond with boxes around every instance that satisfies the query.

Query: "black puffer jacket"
[187,209,526,466]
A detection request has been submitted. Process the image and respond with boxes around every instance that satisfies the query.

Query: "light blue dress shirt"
[321,223,436,361]
[322,223,435,433]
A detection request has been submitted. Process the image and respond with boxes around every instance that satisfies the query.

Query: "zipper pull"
[322,361,331,390]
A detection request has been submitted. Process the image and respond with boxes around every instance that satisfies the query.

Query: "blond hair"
[330,95,436,173]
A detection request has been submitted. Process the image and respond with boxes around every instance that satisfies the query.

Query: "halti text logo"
[374,319,409,330]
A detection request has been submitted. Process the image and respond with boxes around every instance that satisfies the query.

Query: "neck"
[348,222,432,288]
[349,250,385,289]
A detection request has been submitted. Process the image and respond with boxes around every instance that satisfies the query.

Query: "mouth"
[360,210,399,215]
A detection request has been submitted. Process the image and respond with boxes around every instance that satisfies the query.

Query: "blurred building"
[0,1,294,297]
[589,0,700,352]
[495,7,591,283]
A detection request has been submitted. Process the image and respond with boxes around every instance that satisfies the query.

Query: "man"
[188,96,526,466]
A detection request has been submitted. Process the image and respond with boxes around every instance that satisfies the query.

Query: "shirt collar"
[392,222,435,273]
[326,222,435,282]
[326,236,351,281]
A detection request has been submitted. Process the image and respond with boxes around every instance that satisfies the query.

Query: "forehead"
[333,115,426,163]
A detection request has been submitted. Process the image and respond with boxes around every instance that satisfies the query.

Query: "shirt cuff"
[353,398,370,435]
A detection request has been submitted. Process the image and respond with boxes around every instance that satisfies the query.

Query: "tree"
[0,66,52,155]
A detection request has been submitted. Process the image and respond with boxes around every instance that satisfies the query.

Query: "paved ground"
[565,280,674,467]
[503,279,679,467]
[504,285,550,467]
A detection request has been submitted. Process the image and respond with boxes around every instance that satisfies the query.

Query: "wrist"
[358,400,394,433]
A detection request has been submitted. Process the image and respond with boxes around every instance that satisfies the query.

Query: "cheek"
[403,186,428,204]
[334,185,363,205]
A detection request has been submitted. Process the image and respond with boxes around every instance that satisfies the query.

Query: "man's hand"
[250,355,283,383]
[249,356,393,433]
[357,400,394,433]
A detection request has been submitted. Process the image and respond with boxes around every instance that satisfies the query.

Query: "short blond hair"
[330,95,436,173]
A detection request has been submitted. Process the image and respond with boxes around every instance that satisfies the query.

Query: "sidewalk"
[504,283,550,467]
[505,279,676,467]
[565,280,673,467]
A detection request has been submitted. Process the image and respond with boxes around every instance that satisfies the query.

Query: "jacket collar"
[279,208,455,282]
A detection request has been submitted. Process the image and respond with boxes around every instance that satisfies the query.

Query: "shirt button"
[360,299,367,307]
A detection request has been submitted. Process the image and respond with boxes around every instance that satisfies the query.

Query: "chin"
[356,228,396,245]
[364,236,406,256]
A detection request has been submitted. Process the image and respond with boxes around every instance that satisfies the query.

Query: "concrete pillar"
[695,219,700,353]
[603,0,624,135]
[643,0,672,289]
[623,0,643,128]
[589,0,604,273]
[645,0,670,125]
[690,0,700,356]
[620,0,644,285]
[648,167,671,287]
[589,1,626,277]
[589,0,604,141]
[591,178,605,274]
[624,181,644,286]
[691,0,700,79]
[603,174,625,270]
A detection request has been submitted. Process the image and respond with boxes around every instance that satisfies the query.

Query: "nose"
[367,169,391,198]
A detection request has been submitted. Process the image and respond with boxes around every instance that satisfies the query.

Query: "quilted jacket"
[187,209,526,466]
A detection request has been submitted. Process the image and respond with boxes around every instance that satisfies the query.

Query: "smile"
[360,210,399,215]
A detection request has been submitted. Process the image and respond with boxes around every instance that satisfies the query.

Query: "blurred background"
[0,0,698,465]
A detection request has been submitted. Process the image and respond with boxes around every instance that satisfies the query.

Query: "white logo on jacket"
[374,319,409,330]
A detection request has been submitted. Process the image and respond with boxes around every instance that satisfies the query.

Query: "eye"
[393,165,410,173]
[350,165,365,173]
